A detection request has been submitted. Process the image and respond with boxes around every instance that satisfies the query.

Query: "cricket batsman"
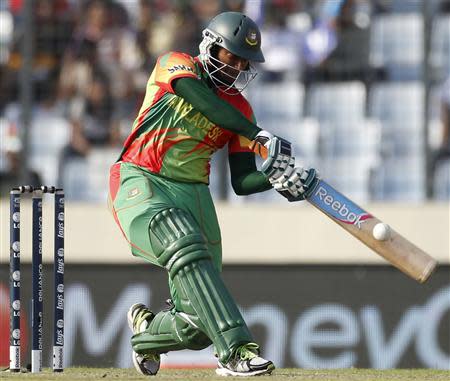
[108,11,319,377]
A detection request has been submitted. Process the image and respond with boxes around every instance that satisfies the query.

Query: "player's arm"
[228,152,272,195]
[174,77,318,198]
[158,53,280,154]
[173,76,260,140]
[228,150,319,199]
[174,77,297,187]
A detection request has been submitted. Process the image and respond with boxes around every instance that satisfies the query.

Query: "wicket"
[9,185,65,373]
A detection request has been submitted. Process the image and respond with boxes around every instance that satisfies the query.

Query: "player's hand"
[272,166,320,202]
[252,130,294,183]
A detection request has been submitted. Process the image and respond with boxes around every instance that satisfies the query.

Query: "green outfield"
[1,368,450,380]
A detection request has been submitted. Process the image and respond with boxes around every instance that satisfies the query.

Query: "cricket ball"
[373,223,391,241]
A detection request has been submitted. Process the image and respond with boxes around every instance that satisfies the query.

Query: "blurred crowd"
[0,0,449,200]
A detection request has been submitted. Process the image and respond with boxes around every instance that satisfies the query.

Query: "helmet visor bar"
[204,53,258,95]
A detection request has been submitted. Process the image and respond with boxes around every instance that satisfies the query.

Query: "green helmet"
[204,12,264,63]
[199,12,264,94]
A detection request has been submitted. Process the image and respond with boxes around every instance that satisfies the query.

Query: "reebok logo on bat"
[315,186,370,228]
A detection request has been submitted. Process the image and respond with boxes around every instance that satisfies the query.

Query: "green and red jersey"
[120,51,256,184]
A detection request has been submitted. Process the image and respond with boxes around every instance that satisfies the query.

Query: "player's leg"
[110,162,182,375]
[110,165,273,375]
[109,162,165,266]
[172,184,275,376]
[129,205,252,354]
[131,185,224,356]
[141,206,274,376]
[130,299,212,353]
[126,303,161,375]
[127,300,212,376]
[128,212,224,361]
[110,165,216,373]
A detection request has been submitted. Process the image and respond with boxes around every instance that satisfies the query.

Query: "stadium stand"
[0,0,449,202]
[370,14,424,80]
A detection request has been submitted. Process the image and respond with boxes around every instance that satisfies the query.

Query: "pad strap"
[132,309,211,354]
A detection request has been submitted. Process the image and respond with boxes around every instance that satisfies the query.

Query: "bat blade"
[308,180,437,283]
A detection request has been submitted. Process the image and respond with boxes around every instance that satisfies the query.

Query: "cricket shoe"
[127,303,160,376]
[215,343,275,377]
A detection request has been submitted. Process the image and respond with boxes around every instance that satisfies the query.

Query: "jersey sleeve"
[227,97,266,157]
[228,134,253,154]
[154,52,199,94]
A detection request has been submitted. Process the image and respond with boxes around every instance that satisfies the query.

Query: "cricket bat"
[308,179,438,283]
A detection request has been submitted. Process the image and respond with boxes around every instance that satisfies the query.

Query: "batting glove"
[252,130,295,183]
[273,166,320,202]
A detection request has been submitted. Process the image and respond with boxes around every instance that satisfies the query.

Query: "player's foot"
[131,352,160,376]
[127,303,160,376]
[215,343,275,377]
[128,303,155,334]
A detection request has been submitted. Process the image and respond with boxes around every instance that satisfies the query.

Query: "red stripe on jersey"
[122,87,166,149]
[122,128,182,172]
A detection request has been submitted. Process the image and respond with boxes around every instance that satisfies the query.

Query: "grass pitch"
[1,368,450,380]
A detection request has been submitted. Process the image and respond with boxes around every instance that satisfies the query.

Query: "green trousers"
[109,162,253,363]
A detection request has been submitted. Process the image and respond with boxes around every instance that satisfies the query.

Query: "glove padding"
[272,167,320,202]
[252,130,294,183]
